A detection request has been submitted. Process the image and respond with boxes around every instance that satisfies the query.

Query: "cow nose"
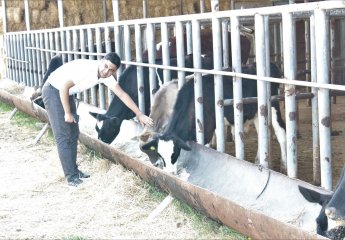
[325,207,336,218]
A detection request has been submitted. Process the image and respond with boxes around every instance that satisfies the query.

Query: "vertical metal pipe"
[113,0,123,79]
[49,31,55,59]
[222,20,230,69]
[39,32,46,80]
[79,29,88,103]
[10,35,20,83]
[72,29,81,100]
[13,35,19,83]
[24,0,30,31]
[35,33,42,85]
[87,28,97,106]
[309,14,320,186]
[17,34,24,84]
[212,0,225,152]
[175,21,185,88]
[104,27,113,104]
[66,30,73,62]
[186,21,192,55]
[96,27,106,109]
[58,0,64,27]
[282,12,297,178]
[161,22,171,83]
[192,19,204,145]
[124,25,132,68]
[305,18,311,106]
[60,30,66,63]
[22,33,31,86]
[146,23,157,105]
[44,32,51,68]
[135,24,145,113]
[314,9,332,190]
[231,15,244,160]
[26,33,34,86]
[7,35,13,81]
[255,14,269,168]
[72,29,79,60]
[31,34,38,86]
[265,16,273,167]
[330,18,336,104]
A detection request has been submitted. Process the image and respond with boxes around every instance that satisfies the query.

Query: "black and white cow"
[140,63,287,173]
[298,167,345,239]
[89,55,198,143]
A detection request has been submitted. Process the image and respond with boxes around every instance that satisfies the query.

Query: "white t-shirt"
[47,59,115,95]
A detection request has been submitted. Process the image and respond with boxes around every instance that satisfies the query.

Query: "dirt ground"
[0,81,243,240]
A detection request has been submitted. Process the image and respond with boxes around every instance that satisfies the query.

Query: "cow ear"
[298,185,331,205]
[89,111,99,120]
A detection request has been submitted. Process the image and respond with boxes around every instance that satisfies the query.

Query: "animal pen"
[1,0,345,239]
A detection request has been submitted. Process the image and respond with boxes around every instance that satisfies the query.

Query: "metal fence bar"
[212,8,225,153]
[104,26,113,103]
[176,20,185,88]
[315,9,332,190]
[231,15,244,160]
[192,19,205,145]
[35,33,42,85]
[135,24,145,113]
[79,29,89,103]
[309,14,320,186]
[161,22,171,83]
[40,32,46,78]
[255,14,269,168]
[96,27,106,109]
[282,12,298,178]
[87,28,97,106]
[146,23,157,106]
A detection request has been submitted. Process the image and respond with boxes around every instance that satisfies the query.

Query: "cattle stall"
[1,0,345,238]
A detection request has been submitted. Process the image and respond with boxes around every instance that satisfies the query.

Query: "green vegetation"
[63,236,88,240]
[0,101,53,138]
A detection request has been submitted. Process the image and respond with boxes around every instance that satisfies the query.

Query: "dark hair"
[103,52,121,68]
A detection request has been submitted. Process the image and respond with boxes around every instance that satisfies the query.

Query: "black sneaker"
[78,170,90,178]
[67,175,83,187]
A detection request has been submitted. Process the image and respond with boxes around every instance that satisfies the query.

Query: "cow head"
[140,132,191,173]
[89,111,122,144]
[298,168,345,239]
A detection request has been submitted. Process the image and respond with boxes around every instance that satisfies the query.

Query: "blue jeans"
[42,82,80,179]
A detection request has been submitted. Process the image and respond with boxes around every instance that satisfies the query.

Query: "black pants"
[42,82,80,179]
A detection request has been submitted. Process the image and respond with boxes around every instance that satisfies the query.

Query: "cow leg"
[271,106,287,173]
[253,115,260,164]
[208,117,231,149]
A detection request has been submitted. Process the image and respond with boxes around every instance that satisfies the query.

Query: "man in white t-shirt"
[42,52,153,187]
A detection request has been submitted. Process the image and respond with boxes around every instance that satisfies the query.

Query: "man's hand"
[136,112,154,127]
[64,112,74,123]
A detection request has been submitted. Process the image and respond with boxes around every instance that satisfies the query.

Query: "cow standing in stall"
[140,63,287,174]
[298,167,345,239]
[89,27,251,144]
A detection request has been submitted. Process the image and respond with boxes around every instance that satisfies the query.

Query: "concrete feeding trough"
[0,88,329,239]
